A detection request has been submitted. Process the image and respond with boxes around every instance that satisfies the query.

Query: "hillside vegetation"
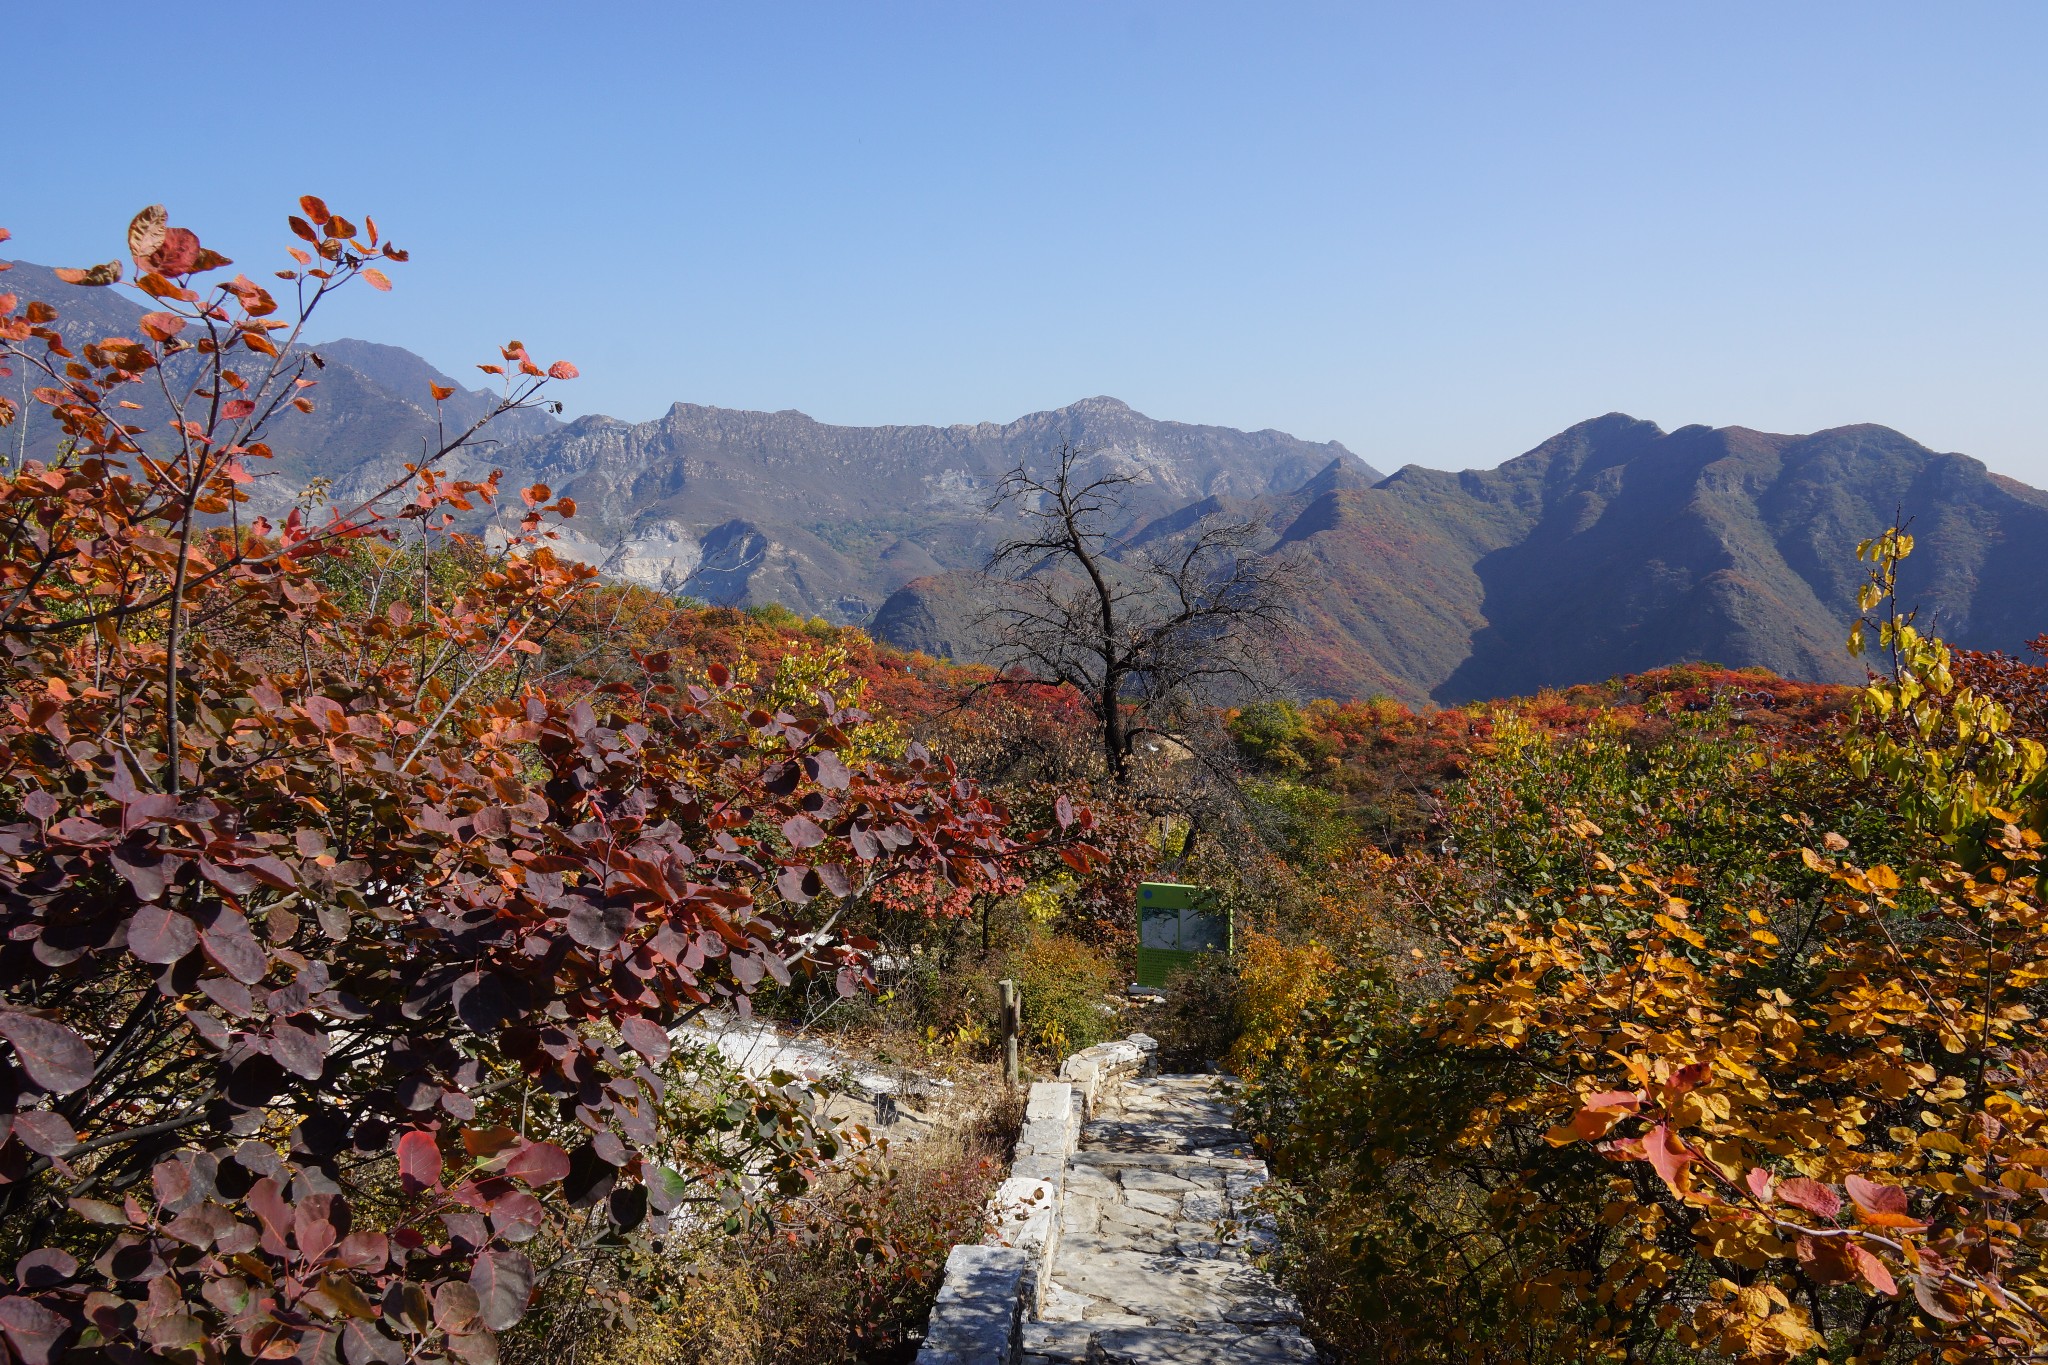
[6,200,2048,1365]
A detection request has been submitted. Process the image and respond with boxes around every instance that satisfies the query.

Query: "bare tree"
[976,442,1304,785]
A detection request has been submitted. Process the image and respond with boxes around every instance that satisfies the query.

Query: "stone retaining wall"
[915,1034,1157,1365]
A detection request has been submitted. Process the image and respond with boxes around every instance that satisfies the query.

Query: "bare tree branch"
[974,441,1309,784]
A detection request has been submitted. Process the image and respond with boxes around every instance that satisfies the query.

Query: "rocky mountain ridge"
[8,258,2045,703]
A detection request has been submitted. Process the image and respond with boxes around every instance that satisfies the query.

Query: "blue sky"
[9,3,2046,480]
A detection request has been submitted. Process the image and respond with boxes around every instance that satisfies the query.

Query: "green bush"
[1148,950,1240,1072]
[1004,930,1123,1063]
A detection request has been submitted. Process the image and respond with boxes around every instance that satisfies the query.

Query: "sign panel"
[1134,881,1230,989]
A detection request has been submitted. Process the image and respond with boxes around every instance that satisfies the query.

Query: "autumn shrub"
[0,202,1098,1364]
[1242,532,2048,1365]
[1002,931,1123,1064]
[1225,928,1336,1076]
[1146,950,1240,1072]
[509,1125,1003,1365]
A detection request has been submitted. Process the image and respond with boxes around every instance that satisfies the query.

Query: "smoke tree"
[0,202,1084,1363]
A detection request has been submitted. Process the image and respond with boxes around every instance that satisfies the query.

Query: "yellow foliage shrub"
[1227,928,1336,1076]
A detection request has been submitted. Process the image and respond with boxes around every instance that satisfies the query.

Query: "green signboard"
[1135,881,1230,989]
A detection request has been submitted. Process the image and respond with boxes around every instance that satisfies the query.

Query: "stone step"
[1021,1321,1316,1364]
[1090,1326,1316,1365]
[1041,1249,1301,1329]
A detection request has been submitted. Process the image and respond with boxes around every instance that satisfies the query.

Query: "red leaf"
[146,227,201,277]
[781,815,826,849]
[546,360,578,380]
[268,1022,326,1081]
[396,1130,443,1193]
[1665,1061,1710,1096]
[1913,1274,1963,1322]
[1640,1122,1692,1195]
[1580,1090,1643,1111]
[1744,1167,1773,1203]
[0,1295,72,1365]
[222,399,256,421]
[128,906,198,964]
[10,1111,76,1158]
[1844,1174,1925,1228]
[619,1016,670,1064]
[360,267,392,292]
[506,1141,570,1187]
[198,907,269,984]
[300,195,332,226]
[1776,1176,1841,1220]
[434,1282,481,1333]
[0,1014,94,1094]
[469,1249,534,1331]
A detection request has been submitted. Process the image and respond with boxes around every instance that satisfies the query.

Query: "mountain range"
[9,259,2047,705]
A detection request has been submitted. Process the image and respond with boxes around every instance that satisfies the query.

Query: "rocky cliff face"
[492,396,1373,621]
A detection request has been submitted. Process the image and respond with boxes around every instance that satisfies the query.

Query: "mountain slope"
[1281,415,2048,702]
[8,258,2046,703]
[875,413,2048,704]
[497,396,1375,619]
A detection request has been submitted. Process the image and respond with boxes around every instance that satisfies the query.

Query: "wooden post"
[999,978,1020,1086]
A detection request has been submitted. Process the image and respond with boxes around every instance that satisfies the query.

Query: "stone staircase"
[917,1038,1314,1364]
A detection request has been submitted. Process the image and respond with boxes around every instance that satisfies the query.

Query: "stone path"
[1021,1074,1314,1364]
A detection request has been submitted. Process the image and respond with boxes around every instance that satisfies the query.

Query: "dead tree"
[978,442,1303,785]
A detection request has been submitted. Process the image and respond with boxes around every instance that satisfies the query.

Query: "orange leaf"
[360,267,392,292]
[300,195,331,226]
[521,484,552,508]
[138,312,186,343]
[547,360,579,380]
[429,382,456,402]
[1848,1243,1898,1296]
